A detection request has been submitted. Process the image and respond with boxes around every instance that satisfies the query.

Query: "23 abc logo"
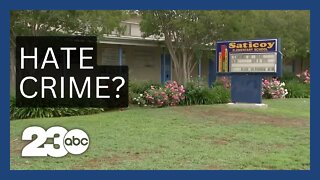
[21,126,89,157]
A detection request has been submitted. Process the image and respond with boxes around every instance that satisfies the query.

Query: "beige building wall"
[125,45,161,82]
[97,43,162,82]
[200,58,210,80]
[171,58,211,81]
[98,43,214,84]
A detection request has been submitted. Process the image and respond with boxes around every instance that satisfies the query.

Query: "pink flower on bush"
[216,76,231,89]
[297,69,310,84]
[140,81,186,107]
[262,78,288,99]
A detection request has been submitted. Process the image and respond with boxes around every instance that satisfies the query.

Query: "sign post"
[215,39,282,104]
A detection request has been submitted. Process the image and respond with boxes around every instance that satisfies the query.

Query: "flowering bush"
[262,78,288,99]
[215,76,231,89]
[131,93,147,106]
[144,86,169,107]
[132,81,185,107]
[164,81,186,106]
[296,69,310,84]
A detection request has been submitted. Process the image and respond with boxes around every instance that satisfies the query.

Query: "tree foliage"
[140,10,310,83]
[219,10,310,61]
[11,10,127,40]
[10,10,310,86]
[10,10,127,90]
[140,10,224,83]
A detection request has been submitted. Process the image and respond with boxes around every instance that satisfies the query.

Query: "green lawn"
[10,98,310,170]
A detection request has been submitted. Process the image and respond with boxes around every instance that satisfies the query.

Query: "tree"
[140,10,224,84]
[140,10,310,84]
[219,10,310,63]
[10,10,127,91]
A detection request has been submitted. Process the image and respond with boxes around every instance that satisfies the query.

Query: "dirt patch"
[70,150,154,170]
[212,138,230,145]
[197,136,233,145]
[10,139,32,169]
[205,165,226,170]
[173,106,309,128]
[10,138,27,156]
[71,154,123,170]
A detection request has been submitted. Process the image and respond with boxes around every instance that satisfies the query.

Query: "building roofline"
[99,35,216,50]
[99,36,165,47]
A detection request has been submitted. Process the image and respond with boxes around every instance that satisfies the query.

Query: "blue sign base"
[231,75,262,104]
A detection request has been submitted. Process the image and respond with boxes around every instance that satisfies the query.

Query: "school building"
[97,17,307,85]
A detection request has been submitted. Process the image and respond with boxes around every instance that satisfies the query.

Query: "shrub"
[286,79,310,98]
[129,81,162,105]
[133,81,185,107]
[144,86,169,107]
[129,81,161,94]
[262,78,288,99]
[210,85,231,103]
[10,97,104,120]
[182,79,208,105]
[131,93,147,106]
[182,83,230,105]
[182,85,208,105]
[132,79,231,107]
[164,81,186,106]
[214,76,231,89]
[281,72,298,82]
[296,69,310,84]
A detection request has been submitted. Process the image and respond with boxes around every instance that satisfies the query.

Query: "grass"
[10,98,310,170]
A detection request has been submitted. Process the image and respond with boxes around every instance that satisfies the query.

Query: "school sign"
[215,39,283,103]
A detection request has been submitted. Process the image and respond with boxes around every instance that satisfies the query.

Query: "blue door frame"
[161,53,171,83]
[208,59,216,87]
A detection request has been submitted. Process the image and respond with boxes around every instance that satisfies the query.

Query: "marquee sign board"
[215,39,282,76]
[229,52,277,73]
[214,38,282,104]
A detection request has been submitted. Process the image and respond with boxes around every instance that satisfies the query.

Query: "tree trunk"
[165,46,195,84]
[10,46,16,93]
[164,34,196,84]
[182,49,188,84]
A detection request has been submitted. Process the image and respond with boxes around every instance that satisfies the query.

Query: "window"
[121,22,142,37]
[101,47,119,65]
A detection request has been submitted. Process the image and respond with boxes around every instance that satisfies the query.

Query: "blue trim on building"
[161,48,165,83]
[161,48,172,84]
[208,59,214,87]
[119,47,123,65]
[165,54,171,82]
[198,59,202,78]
